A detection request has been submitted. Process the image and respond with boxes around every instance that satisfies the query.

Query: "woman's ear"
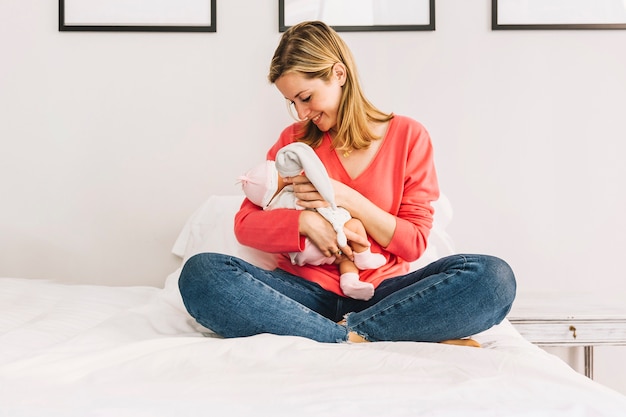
[333,62,347,86]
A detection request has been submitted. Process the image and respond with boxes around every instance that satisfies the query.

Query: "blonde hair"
[268,21,393,152]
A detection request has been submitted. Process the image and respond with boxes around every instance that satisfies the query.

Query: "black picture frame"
[59,0,216,32]
[492,0,626,30]
[278,0,435,32]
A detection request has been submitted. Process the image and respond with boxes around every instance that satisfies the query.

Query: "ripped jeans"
[178,253,516,343]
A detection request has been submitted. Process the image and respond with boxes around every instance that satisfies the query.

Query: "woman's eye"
[301,96,311,103]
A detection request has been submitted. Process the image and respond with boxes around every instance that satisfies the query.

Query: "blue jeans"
[178,253,516,343]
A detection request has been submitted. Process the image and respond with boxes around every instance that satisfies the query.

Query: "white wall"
[1,0,625,394]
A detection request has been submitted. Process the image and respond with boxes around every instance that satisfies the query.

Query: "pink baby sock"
[353,248,386,270]
[340,272,375,301]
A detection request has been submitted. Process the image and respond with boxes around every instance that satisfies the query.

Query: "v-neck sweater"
[235,115,440,296]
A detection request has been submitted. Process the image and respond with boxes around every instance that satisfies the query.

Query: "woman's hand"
[298,210,369,260]
[288,172,386,254]
[286,174,330,210]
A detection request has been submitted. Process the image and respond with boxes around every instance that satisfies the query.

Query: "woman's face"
[275,64,346,133]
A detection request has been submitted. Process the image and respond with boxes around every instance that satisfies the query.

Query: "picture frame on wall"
[59,0,216,32]
[279,0,435,32]
[492,0,626,30]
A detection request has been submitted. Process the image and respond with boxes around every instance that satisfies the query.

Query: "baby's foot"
[340,272,374,301]
[353,249,386,270]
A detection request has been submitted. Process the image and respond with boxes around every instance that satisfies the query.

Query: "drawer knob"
[569,325,577,339]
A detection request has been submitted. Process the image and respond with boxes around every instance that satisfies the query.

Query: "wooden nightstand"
[507,292,626,379]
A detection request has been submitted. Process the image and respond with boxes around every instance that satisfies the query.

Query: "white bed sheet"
[3,194,626,416]
[1,276,626,417]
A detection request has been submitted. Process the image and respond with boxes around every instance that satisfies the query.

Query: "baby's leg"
[339,262,374,301]
[344,218,369,252]
[344,219,386,270]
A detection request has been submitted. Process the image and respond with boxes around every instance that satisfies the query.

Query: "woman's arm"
[293,178,396,248]
[291,119,439,262]
[234,198,304,253]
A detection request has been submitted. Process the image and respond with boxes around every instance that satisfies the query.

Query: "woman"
[179,21,516,344]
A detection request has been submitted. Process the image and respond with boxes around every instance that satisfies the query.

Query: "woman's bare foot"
[439,338,481,348]
[347,331,369,343]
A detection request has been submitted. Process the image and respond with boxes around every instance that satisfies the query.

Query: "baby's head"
[238,161,278,208]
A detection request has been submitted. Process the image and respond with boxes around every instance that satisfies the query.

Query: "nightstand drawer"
[510,320,626,346]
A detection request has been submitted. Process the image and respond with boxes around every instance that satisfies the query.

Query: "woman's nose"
[294,102,310,120]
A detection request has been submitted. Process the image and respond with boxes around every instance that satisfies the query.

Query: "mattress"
[1,276,626,416]
[1,195,625,416]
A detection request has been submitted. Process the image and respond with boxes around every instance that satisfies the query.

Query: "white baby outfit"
[239,142,385,299]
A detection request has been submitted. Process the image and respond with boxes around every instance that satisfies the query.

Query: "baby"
[238,143,386,300]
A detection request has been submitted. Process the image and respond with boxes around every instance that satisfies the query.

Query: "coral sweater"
[234,115,440,296]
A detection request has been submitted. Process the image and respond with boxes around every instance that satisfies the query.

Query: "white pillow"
[171,194,278,269]
[171,193,455,270]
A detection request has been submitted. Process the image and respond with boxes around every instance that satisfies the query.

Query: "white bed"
[1,195,625,417]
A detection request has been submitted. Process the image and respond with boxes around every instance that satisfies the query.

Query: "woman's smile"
[311,113,322,124]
